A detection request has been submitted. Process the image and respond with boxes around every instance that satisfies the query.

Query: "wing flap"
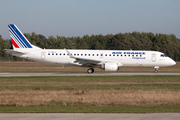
[75,58,101,64]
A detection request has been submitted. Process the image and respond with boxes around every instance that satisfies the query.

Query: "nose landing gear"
[87,68,94,74]
[154,66,159,73]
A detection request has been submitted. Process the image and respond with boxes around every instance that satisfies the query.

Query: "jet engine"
[101,63,119,71]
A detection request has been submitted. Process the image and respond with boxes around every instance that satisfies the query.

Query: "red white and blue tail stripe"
[8,24,33,48]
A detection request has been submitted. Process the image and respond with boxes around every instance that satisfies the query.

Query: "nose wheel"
[87,68,94,73]
[154,66,159,73]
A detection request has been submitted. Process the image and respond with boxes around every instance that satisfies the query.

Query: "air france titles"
[112,52,146,59]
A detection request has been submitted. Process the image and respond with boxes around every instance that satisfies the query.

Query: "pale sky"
[0,0,180,39]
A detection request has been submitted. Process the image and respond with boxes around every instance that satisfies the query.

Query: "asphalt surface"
[0,72,179,76]
[0,113,180,120]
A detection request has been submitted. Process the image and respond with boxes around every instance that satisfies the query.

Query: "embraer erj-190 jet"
[5,24,176,73]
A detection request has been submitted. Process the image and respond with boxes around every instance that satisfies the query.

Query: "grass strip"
[0,76,180,91]
[0,76,180,113]
[1,106,180,113]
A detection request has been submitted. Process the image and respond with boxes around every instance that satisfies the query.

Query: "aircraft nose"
[169,59,176,65]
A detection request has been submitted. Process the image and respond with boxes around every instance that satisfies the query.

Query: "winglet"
[65,49,76,59]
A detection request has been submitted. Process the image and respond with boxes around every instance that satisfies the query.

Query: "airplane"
[5,24,176,73]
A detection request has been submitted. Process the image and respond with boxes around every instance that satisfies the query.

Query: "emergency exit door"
[41,52,46,60]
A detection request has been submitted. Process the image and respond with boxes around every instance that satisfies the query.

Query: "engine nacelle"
[101,63,119,71]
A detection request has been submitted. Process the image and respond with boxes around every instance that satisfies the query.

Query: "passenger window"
[63,53,65,55]
[89,54,90,56]
[128,55,130,57]
[117,54,119,56]
[74,54,76,56]
[77,54,79,56]
[92,54,94,56]
[60,53,61,55]
[48,53,50,55]
[113,54,115,56]
[52,53,54,55]
[136,55,138,57]
[109,54,111,56]
[85,54,87,56]
[97,54,99,56]
[56,53,58,55]
[81,54,83,56]
[121,55,123,57]
[105,54,107,56]
[125,55,126,57]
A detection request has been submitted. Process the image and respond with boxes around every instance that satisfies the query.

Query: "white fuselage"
[13,49,176,68]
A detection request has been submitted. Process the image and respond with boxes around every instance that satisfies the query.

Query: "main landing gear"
[87,68,94,74]
[154,68,158,73]
[154,66,159,73]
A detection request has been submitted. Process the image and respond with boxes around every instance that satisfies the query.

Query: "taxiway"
[0,113,180,120]
[0,72,179,76]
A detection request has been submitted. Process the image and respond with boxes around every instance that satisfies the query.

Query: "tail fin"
[8,24,41,49]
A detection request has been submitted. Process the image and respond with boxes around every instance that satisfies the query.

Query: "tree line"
[0,32,180,61]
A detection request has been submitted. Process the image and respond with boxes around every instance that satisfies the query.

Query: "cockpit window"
[160,54,164,57]
[160,54,168,57]
[164,54,168,57]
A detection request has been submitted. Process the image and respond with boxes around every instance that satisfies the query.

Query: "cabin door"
[151,54,156,62]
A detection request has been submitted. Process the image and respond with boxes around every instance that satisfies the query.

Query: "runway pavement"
[0,72,180,76]
[0,113,180,120]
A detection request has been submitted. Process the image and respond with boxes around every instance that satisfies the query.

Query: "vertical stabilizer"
[8,24,41,49]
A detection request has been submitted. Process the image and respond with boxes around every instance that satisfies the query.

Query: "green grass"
[0,76,180,113]
[1,106,180,113]
[0,76,180,90]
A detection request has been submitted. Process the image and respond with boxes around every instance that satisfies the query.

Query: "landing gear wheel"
[87,68,94,74]
[154,69,158,73]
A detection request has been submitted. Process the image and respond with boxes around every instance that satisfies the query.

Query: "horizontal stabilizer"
[4,49,26,55]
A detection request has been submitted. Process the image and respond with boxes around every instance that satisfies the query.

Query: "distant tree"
[0,36,12,61]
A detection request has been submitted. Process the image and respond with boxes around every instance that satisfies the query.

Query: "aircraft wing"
[75,57,102,67]
[66,49,102,67]
[4,49,26,55]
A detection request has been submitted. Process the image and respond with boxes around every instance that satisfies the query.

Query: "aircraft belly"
[121,59,151,67]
